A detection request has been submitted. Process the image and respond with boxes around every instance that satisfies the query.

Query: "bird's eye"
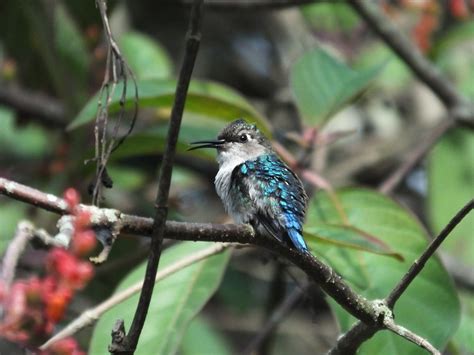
[239,134,248,142]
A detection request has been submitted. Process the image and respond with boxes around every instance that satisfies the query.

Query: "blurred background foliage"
[0,0,472,354]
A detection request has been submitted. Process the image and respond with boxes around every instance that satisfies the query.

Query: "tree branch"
[0,177,381,328]
[378,118,454,194]
[329,198,474,354]
[0,221,35,290]
[111,0,204,353]
[327,322,376,355]
[383,318,441,355]
[386,198,474,308]
[178,0,328,10]
[1,175,462,354]
[0,177,69,214]
[243,284,308,354]
[0,86,66,128]
[440,253,474,292]
[347,0,474,126]
[329,4,474,350]
[122,217,377,325]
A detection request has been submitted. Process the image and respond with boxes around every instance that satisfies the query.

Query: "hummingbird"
[190,119,309,253]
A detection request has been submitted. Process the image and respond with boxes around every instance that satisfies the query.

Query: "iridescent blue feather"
[230,154,308,252]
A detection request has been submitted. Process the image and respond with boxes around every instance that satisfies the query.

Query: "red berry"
[72,230,97,256]
[74,211,92,231]
[25,277,42,305]
[63,188,81,210]
[46,288,72,323]
[46,247,94,289]
[41,276,58,302]
[72,261,94,289]
[0,280,5,302]
[48,337,85,355]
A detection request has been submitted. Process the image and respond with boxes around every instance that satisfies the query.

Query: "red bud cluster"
[385,1,472,53]
[0,188,96,354]
[45,337,85,355]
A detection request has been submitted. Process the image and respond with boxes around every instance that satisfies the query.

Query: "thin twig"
[347,0,473,126]
[0,86,66,127]
[0,177,69,214]
[112,1,204,353]
[329,199,474,354]
[379,119,454,194]
[332,302,442,355]
[39,243,231,350]
[384,318,441,355]
[256,262,286,355]
[327,322,375,355]
[440,253,474,292]
[243,284,308,354]
[178,0,326,10]
[0,221,35,290]
[386,198,474,308]
[92,0,138,206]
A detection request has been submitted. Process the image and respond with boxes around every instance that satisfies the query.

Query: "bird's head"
[189,119,272,167]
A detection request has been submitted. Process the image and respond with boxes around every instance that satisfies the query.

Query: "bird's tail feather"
[288,229,308,253]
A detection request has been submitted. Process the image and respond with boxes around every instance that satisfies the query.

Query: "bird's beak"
[188,139,225,151]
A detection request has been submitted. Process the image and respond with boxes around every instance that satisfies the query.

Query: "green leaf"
[301,3,360,32]
[290,47,384,126]
[68,79,268,134]
[304,224,403,261]
[307,188,460,354]
[180,316,232,355]
[108,116,224,162]
[428,129,474,354]
[119,32,173,80]
[354,44,411,92]
[432,21,474,61]
[434,24,474,99]
[53,3,89,106]
[17,2,87,107]
[106,165,147,190]
[452,292,474,355]
[428,129,474,268]
[55,3,89,81]
[451,292,474,354]
[0,106,51,157]
[89,242,231,355]
[0,202,27,255]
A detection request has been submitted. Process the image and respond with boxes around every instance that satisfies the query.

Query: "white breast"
[214,143,267,222]
[215,159,240,214]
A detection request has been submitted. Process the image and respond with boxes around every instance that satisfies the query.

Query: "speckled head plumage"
[189,119,273,167]
[215,119,273,167]
[217,119,272,149]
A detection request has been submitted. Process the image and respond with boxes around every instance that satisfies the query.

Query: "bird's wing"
[231,154,308,252]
